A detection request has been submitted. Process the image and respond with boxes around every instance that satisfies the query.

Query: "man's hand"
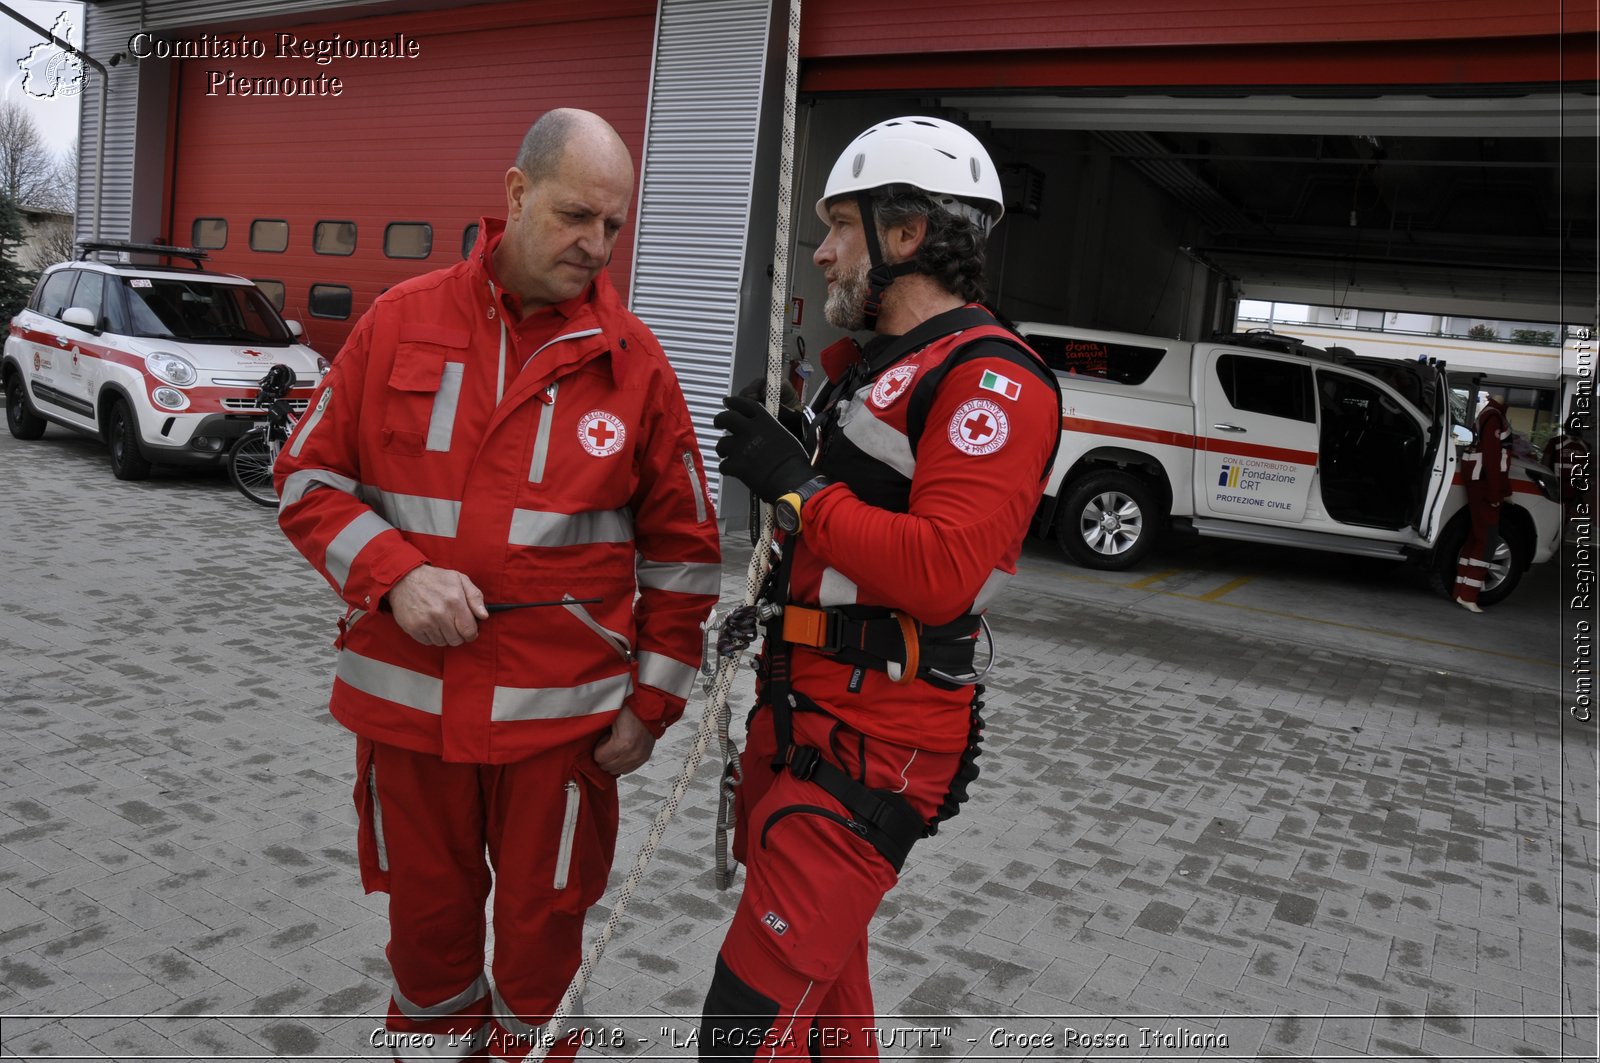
[593,706,656,775]
[387,565,489,646]
[714,394,816,504]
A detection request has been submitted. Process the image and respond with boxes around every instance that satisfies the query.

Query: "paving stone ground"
[0,427,1595,1061]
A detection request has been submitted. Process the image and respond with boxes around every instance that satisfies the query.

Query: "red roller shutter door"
[797,0,1596,91]
[167,0,655,356]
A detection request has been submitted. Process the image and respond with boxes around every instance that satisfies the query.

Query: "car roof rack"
[77,240,210,269]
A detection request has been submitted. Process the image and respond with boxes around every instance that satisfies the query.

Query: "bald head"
[515,108,633,189]
[497,108,636,310]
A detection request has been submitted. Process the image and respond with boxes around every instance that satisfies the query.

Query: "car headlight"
[1525,465,1562,504]
[316,355,332,376]
[151,386,189,411]
[146,351,198,387]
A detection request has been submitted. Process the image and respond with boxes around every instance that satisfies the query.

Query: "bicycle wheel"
[228,429,279,507]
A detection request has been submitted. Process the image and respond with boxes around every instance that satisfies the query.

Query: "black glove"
[737,377,814,449]
[714,394,816,504]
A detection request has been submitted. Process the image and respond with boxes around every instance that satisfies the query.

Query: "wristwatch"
[775,475,830,534]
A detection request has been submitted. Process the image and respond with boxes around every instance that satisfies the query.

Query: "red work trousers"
[1453,490,1502,606]
[705,706,959,1060]
[355,737,618,1062]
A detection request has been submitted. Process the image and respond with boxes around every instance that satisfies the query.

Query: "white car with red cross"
[1019,323,1565,607]
[4,241,328,481]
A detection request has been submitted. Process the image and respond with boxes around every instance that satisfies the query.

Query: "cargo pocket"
[353,737,391,894]
[382,327,468,454]
[550,757,619,914]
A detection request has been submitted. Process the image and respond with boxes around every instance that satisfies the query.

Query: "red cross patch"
[947,398,1009,456]
[870,364,918,409]
[578,410,626,457]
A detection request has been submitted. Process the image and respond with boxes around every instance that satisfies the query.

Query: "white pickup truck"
[1017,324,1564,607]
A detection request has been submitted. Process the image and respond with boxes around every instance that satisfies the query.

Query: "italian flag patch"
[979,369,1021,400]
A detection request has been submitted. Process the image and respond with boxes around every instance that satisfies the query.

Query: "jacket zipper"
[553,780,580,890]
[529,382,559,483]
[682,450,708,524]
[563,595,633,661]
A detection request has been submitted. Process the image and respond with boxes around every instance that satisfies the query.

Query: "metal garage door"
[165,1,656,355]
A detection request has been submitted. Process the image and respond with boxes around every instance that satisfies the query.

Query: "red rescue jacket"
[785,308,1061,753]
[276,220,721,764]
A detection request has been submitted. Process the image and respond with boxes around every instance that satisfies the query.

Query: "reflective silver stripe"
[288,384,332,458]
[563,598,632,660]
[324,511,394,591]
[683,450,708,523]
[838,399,915,478]
[529,382,559,483]
[553,781,579,891]
[637,650,698,700]
[971,569,1012,612]
[490,673,632,722]
[426,363,465,452]
[367,760,389,874]
[360,487,462,538]
[508,508,632,548]
[279,467,361,510]
[636,558,722,595]
[393,1027,486,1063]
[818,566,859,607]
[336,651,443,715]
[1459,557,1490,569]
[492,986,583,1048]
[393,973,490,1022]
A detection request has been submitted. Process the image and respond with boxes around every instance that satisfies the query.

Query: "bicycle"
[227,363,300,506]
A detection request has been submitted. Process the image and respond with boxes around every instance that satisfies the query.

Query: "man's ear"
[885,214,928,262]
[505,166,529,218]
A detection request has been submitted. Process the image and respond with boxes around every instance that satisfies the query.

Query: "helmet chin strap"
[856,191,918,331]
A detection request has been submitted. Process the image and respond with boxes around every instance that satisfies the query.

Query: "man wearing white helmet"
[702,117,1062,1059]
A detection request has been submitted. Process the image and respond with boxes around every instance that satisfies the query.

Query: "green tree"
[0,193,37,323]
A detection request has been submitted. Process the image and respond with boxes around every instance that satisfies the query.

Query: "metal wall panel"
[78,3,146,242]
[631,0,774,507]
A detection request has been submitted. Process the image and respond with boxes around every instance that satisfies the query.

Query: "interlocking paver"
[2,427,1596,1060]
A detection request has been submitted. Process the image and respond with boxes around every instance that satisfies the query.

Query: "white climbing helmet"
[815,115,1005,235]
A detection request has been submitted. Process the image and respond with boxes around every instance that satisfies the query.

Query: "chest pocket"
[383,326,469,454]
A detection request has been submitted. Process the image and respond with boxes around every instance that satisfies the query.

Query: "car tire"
[1056,469,1164,570]
[4,372,46,440]
[1427,509,1528,608]
[106,399,153,481]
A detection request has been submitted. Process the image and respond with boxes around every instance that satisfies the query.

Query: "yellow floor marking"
[1126,568,1182,590]
[1197,575,1253,601]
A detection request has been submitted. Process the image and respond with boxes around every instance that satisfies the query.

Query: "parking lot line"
[1196,575,1254,601]
[1126,567,1183,589]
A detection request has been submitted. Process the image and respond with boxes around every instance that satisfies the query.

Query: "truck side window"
[1216,354,1314,422]
[1027,334,1167,385]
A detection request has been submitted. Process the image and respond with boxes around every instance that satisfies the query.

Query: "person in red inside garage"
[273,109,721,1062]
[1455,391,1513,612]
[699,116,1061,1059]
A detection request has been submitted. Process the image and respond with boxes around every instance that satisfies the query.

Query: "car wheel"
[227,429,279,507]
[4,372,46,440]
[106,399,153,481]
[1057,469,1164,570]
[1428,510,1528,608]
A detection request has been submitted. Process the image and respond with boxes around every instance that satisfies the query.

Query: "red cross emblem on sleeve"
[948,398,1010,455]
[578,410,627,457]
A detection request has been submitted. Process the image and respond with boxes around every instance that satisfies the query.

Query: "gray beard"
[823,260,870,331]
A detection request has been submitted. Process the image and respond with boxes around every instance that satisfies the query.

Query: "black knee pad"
[699,954,780,1060]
